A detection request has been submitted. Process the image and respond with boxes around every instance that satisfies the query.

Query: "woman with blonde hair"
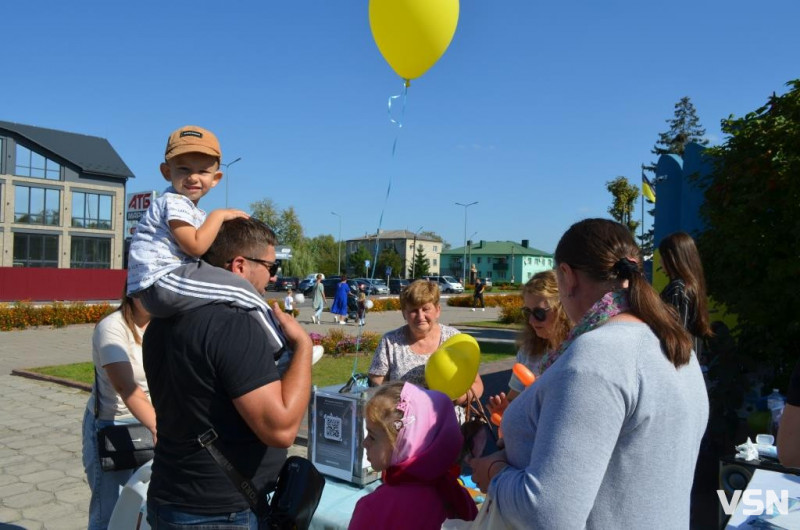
[82,286,155,529]
[369,280,483,416]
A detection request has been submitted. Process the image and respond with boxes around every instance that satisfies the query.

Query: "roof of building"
[442,240,552,256]
[347,230,441,242]
[0,120,134,180]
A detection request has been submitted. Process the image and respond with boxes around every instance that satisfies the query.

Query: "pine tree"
[408,244,430,278]
[640,97,709,253]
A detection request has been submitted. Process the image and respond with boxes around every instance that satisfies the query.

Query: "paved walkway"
[0,302,515,529]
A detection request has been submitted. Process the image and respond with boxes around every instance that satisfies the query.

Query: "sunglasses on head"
[521,306,551,322]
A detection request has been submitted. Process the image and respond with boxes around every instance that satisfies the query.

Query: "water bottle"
[767,388,786,436]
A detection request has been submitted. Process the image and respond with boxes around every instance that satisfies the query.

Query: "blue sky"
[5,1,799,253]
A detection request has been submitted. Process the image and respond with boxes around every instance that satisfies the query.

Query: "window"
[433,245,438,252]
[433,259,438,266]
[15,145,61,180]
[13,233,58,267]
[71,237,111,268]
[14,185,60,225]
[477,257,482,264]
[72,191,112,229]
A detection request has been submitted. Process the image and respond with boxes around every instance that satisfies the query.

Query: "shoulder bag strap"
[198,429,273,517]
[93,368,100,418]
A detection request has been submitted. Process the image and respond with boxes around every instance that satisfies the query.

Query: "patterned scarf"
[550,289,630,362]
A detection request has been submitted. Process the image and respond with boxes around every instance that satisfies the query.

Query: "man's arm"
[233,303,313,448]
[170,208,248,257]
[778,404,800,467]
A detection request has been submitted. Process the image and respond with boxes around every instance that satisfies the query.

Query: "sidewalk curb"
[10,368,92,392]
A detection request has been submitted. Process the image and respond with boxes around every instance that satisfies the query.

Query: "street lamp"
[455,201,478,285]
[221,157,242,208]
[331,211,342,276]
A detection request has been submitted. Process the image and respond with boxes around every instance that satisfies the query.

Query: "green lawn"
[27,350,514,389]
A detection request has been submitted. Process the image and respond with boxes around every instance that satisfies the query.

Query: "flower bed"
[0,301,115,331]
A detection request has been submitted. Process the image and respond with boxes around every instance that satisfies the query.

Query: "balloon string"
[370,80,408,281]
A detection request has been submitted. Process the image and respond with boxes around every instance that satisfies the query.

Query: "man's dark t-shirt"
[143,304,286,513]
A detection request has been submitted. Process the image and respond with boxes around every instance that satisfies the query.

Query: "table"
[724,468,800,528]
[309,476,381,530]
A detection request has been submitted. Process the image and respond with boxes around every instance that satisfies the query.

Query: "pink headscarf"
[381,383,478,522]
[390,382,445,466]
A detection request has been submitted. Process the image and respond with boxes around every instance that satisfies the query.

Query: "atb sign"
[717,489,789,516]
[125,191,157,237]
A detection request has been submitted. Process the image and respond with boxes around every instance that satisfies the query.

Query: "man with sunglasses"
[143,217,313,529]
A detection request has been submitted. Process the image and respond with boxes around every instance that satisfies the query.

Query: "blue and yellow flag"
[642,172,656,203]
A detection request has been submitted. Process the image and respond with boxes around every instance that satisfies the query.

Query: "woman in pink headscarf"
[348,382,478,530]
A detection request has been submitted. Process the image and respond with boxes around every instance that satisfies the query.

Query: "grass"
[27,350,514,389]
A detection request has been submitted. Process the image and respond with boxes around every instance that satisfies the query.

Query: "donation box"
[308,384,380,486]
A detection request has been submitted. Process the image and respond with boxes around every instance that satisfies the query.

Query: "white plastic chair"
[108,460,152,530]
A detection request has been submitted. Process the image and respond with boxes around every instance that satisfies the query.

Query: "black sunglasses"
[242,257,279,276]
[521,306,551,322]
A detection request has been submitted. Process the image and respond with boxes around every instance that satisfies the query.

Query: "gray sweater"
[489,322,708,529]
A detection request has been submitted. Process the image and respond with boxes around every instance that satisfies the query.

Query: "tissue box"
[307,384,380,486]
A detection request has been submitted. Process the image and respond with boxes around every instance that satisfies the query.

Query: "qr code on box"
[323,413,342,442]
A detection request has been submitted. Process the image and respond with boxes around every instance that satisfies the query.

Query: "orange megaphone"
[491,363,536,426]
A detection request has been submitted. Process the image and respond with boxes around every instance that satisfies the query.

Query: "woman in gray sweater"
[470,219,708,529]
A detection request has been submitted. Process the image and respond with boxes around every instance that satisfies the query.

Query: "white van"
[423,275,464,294]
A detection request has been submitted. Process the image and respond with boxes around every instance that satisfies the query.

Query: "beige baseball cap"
[164,125,221,161]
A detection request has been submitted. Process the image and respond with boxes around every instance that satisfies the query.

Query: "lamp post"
[331,211,342,276]
[221,157,242,208]
[455,201,478,286]
[410,225,423,279]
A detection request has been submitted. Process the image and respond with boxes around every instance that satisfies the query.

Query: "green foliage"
[605,176,640,236]
[306,234,341,276]
[376,247,404,279]
[409,244,430,277]
[347,245,372,276]
[250,199,310,276]
[697,79,800,377]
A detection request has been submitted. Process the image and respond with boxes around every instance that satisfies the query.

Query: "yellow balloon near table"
[369,0,459,81]
[425,333,480,400]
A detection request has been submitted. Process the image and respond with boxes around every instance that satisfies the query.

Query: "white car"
[423,275,464,294]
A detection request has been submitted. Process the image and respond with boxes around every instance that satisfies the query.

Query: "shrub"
[446,294,510,309]
[0,301,114,331]
[368,298,401,312]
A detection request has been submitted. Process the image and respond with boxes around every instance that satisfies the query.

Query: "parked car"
[321,277,359,298]
[422,275,464,294]
[354,278,390,295]
[389,278,409,294]
[298,278,315,294]
[270,276,297,292]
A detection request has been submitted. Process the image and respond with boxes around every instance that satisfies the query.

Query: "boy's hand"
[217,208,249,221]
[487,392,509,415]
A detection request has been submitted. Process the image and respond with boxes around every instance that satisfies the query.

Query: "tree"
[305,234,340,276]
[409,244,430,278]
[347,245,372,277]
[697,79,800,378]
[641,97,710,254]
[418,230,450,250]
[376,247,404,279]
[606,176,640,236]
[250,199,311,276]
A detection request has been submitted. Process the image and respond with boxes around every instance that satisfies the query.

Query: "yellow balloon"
[369,0,459,81]
[425,333,480,400]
